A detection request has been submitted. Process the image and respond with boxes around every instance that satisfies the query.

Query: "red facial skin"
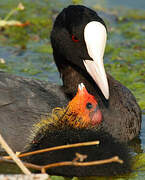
[66,85,102,128]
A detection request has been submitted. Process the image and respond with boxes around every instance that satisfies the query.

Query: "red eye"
[72,35,79,42]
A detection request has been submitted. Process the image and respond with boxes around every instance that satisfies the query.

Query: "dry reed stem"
[1,139,123,173]
[0,155,123,173]
[42,156,123,170]
[4,140,99,159]
[0,134,31,175]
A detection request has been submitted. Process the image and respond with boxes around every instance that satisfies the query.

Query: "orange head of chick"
[61,83,102,128]
[31,83,102,138]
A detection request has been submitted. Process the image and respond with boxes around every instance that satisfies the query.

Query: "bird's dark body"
[24,128,131,177]
[51,5,141,142]
[0,5,141,177]
[0,71,68,152]
[60,66,141,142]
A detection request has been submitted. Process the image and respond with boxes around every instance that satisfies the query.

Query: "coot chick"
[24,84,131,177]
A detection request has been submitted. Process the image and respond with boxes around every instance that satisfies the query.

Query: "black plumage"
[51,5,141,142]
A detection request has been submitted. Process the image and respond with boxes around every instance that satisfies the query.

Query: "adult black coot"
[0,5,141,153]
[51,5,141,142]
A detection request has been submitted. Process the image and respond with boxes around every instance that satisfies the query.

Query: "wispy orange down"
[31,84,102,140]
[60,84,102,128]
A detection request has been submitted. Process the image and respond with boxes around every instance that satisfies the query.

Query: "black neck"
[59,61,109,109]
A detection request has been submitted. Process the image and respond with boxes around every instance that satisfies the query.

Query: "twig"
[42,156,123,170]
[4,140,99,160]
[0,157,41,170]
[0,20,30,27]
[1,139,123,174]
[0,134,31,175]
[0,155,123,173]
[73,152,87,162]
[4,3,25,21]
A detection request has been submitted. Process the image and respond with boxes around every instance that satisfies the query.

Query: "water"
[141,115,145,148]
[84,0,145,10]
[0,0,144,179]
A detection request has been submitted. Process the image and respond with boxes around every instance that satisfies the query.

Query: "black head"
[51,5,106,68]
[51,5,109,100]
